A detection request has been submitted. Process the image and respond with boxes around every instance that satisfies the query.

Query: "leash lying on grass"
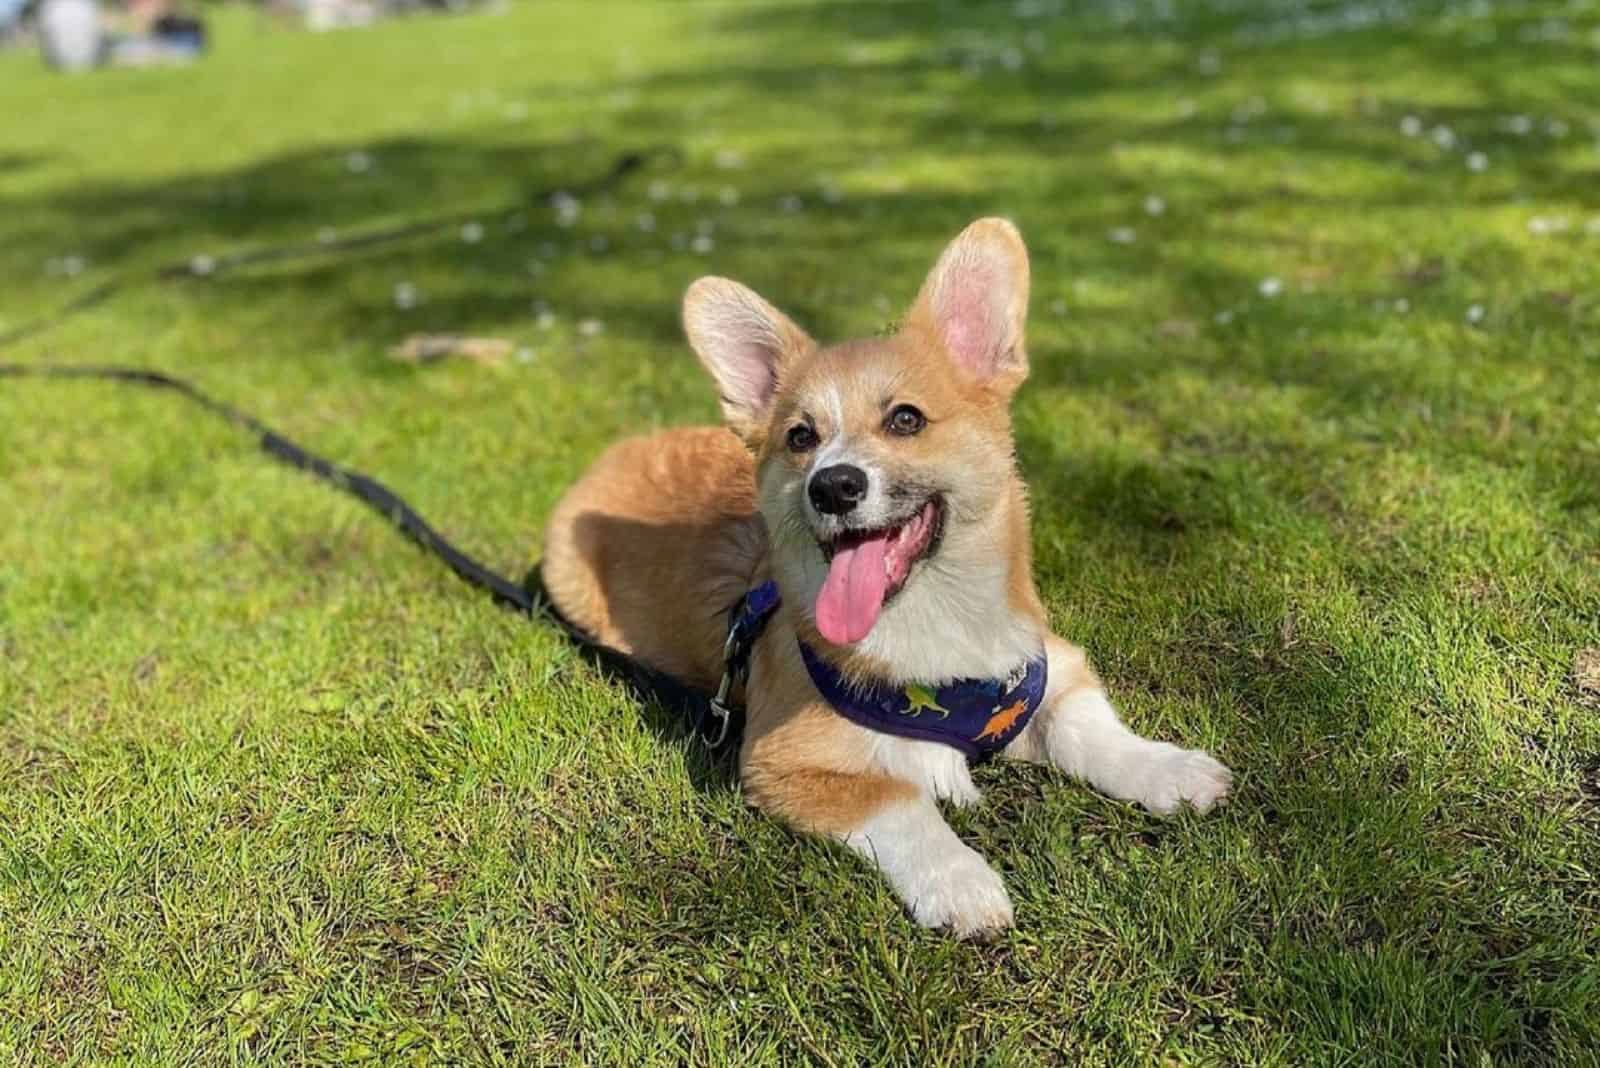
[0,359,749,752]
[0,146,675,351]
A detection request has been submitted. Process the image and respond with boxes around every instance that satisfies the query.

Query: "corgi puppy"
[540,219,1232,937]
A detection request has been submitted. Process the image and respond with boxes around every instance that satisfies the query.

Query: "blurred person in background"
[37,0,102,69]
[36,0,204,69]
[0,0,29,37]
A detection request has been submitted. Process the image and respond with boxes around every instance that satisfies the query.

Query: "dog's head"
[684,218,1031,650]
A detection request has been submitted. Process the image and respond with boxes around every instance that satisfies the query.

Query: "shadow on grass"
[0,151,55,175]
[5,2,1596,361]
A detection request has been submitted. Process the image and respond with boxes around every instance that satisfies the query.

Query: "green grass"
[2,0,1599,1062]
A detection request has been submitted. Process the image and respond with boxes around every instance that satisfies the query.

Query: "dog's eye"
[786,424,818,452]
[885,404,926,436]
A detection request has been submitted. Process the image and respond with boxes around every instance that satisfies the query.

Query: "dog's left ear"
[683,277,814,439]
[906,217,1030,389]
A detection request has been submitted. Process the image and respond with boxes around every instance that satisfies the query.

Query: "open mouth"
[813,496,944,646]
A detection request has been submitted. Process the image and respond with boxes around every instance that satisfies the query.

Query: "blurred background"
[8,0,497,70]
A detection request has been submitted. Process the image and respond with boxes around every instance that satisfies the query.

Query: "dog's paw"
[903,847,1014,939]
[1137,745,1233,816]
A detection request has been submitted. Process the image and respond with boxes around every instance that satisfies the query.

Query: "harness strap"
[712,580,1047,763]
[703,580,782,747]
[797,639,1048,762]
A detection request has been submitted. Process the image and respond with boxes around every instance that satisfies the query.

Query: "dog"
[540,218,1232,937]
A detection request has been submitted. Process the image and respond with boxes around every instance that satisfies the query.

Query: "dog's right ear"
[683,277,813,438]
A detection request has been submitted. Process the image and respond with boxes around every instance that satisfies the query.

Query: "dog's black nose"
[809,464,869,515]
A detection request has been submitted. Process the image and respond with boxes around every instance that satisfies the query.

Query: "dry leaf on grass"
[389,334,513,366]
[1573,648,1600,698]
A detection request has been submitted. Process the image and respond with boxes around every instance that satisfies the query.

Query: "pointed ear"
[906,217,1030,386]
[683,277,813,436]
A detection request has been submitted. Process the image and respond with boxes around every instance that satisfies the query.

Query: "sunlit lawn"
[2,1,1598,1063]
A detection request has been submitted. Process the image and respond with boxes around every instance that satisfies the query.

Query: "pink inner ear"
[937,265,1003,379]
[727,342,776,409]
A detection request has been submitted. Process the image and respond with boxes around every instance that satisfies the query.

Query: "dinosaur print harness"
[729,582,1049,762]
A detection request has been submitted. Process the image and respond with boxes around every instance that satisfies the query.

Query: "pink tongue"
[814,534,891,645]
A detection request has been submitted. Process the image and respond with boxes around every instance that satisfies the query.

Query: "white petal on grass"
[460,221,484,244]
[190,254,217,277]
[1258,276,1284,298]
[647,180,671,202]
[345,151,373,174]
[1400,114,1423,137]
[1465,303,1486,324]
[1393,297,1410,313]
[1107,226,1137,244]
[578,319,604,337]
[551,192,581,228]
[393,282,419,310]
[1466,151,1489,172]
[714,148,746,170]
[690,234,715,254]
[1431,125,1457,150]
[635,212,657,233]
[1144,194,1167,216]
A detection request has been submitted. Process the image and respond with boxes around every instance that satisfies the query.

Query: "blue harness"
[717,581,1048,761]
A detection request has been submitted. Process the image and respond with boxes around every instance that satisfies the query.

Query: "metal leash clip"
[704,627,745,748]
[701,580,781,749]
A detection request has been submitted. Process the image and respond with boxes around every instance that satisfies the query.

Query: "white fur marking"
[853,513,1040,682]
[807,384,895,531]
[866,733,980,806]
[1044,689,1232,815]
[844,797,1013,936]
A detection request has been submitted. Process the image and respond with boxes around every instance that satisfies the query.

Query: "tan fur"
[541,427,766,692]
[540,218,1230,934]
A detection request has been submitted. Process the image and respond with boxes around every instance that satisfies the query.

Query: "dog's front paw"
[903,846,1014,939]
[1137,745,1233,816]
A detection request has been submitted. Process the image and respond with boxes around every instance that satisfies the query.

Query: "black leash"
[0,360,747,750]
